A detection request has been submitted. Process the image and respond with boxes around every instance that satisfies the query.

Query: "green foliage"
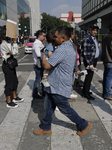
[18,17,30,36]
[41,13,71,33]
[96,34,107,40]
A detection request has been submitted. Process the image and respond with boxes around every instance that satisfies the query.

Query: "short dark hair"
[56,26,71,40]
[46,32,54,43]
[109,24,112,33]
[69,28,74,36]
[34,30,45,38]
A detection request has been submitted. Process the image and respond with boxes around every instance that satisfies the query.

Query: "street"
[0,47,112,150]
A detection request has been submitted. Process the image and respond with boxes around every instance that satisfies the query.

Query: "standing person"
[81,24,99,100]
[32,30,46,98]
[101,24,112,100]
[69,28,81,101]
[74,35,83,87]
[0,26,24,108]
[33,26,92,136]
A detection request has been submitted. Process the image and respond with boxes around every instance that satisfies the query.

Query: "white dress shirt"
[91,36,99,58]
[32,39,44,65]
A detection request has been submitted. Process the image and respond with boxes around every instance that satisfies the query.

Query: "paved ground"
[0,67,112,150]
[0,46,112,150]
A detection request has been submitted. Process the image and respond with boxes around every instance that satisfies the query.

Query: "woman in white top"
[0,26,24,108]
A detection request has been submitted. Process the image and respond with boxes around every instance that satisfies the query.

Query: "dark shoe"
[82,94,95,100]
[33,129,52,135]
[33,94,43,99]
[104,97,112,100]
[89,92,92,95]
[6,102,19,108]
[77,122,92,136]
[12,97,24,103]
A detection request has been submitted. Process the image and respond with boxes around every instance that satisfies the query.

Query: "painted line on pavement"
[90,83,112,139]
[18,63,34,65]
[0,71,35,150]
[51,110,83,150]
[18,54,29,62]
[95,69,103,79]
[81,72,112,139]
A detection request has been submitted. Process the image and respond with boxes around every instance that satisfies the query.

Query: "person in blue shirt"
[33,26,92,136]
[41,32,55,87]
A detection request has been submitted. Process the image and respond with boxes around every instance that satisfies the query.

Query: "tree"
[41,13,71,32]
[19,17,30,36]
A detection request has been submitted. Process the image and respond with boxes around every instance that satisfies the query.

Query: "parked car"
[24,36,36,54]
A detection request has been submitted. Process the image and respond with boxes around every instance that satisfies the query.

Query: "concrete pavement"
[0,69,112,150]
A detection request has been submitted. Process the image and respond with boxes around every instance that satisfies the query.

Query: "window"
[0,0,7,20]
[27,38,36,43]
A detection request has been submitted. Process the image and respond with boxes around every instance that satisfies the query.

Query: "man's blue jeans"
[33,64,43,95]
[103,62,112,98]
[39,92,88,131]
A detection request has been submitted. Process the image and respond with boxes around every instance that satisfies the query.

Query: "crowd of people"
[0,24,112,137]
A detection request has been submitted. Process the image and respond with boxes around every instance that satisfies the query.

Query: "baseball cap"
[89,24,99,30]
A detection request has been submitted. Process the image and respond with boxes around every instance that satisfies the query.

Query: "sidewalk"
[0,70,112,150]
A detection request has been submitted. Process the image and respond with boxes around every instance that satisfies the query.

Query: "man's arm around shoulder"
[42,54,52,69]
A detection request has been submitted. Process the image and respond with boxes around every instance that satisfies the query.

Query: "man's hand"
[89,65,94,70]
[77,70,81,75]
[42,54,52,69]
[6,51,12,55]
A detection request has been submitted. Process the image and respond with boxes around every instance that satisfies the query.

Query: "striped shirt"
[46,40,76,98]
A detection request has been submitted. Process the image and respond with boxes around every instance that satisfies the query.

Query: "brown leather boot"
[33,129,52,135]
[77,122,92,136]
[69,98,76,102]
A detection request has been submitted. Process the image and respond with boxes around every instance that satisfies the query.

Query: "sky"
[40,0,82,18]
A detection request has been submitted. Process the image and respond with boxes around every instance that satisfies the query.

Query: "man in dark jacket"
[81,24,99,100]
[101,24,112,100]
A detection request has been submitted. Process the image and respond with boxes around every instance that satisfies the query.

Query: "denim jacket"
[81,33,96,65]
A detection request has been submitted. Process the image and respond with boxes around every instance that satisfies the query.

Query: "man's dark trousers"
[82,58,98,95]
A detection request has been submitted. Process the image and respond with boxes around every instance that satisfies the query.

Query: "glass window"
[17,0,30,15]
[0,1,7,20]
[0,0,6,5]
[95,0,98,6]
[17,0,30,36]
[27,38,36,43]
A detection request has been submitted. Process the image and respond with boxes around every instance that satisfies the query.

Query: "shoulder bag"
[7,55,18,69]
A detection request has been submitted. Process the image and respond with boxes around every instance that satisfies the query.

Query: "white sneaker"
[12,97,24,103]
[41,78,50,87]
[55,107,59,111]
[6,102,19,108]
[70,94,77,99]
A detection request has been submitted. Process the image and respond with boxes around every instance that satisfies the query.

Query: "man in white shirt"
[32,30,45,98]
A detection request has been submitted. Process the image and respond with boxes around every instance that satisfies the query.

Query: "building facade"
[28,0,40,36]
[0,0,8,27]
[79,0,112,33]
[60,11,81,29]
[18,0,31,36]
[0,0,40,36]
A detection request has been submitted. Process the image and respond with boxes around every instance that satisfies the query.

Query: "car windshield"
[27,38,36,43]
